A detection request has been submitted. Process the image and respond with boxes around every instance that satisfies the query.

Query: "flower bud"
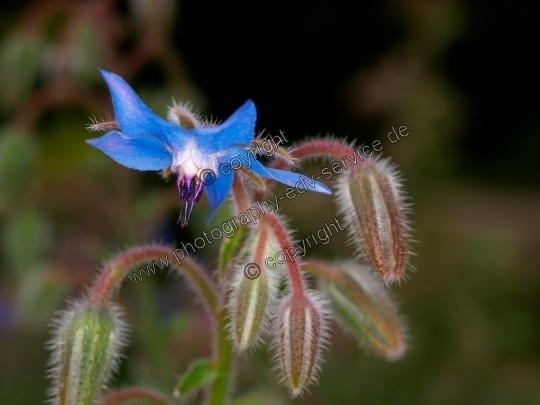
[336,158,410,283]
[275,291,328,397]
[48,300,128,405]
[321,262,406,359]
[167,102,201,129]
[228,227,280,350]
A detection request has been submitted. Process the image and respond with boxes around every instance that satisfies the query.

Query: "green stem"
[206,293,233,405]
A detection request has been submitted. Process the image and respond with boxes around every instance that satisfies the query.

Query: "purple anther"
[193,178,205,202]
[175,174,206,227]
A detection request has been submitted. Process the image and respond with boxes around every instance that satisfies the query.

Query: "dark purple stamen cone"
[176,174,205,227]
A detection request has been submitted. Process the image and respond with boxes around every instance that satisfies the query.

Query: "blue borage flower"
[87,70,331,226]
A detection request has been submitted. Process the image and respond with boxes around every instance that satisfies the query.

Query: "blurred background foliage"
[0,0,539,404]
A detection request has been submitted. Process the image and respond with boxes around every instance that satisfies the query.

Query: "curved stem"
[87,245,219,317]
[271,139,359,170]
[97,387,175,405]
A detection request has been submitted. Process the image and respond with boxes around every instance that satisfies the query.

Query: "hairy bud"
[275,291,328,397]
[167,102,201,129]
[47,300,128,405]
[228,227,280,350]
[322,262,406,359]
[336,158,410,283]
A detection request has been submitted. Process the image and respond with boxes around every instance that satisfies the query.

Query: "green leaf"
[174,358,218,397]
[218,226,247,280]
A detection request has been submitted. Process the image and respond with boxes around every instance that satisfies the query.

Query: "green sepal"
[321,264,405,359]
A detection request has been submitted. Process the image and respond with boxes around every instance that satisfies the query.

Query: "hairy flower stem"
[97,387,175,405]
[185,174,242,405]
[263,213,305,297]
[272,139,361,170]
[231,173,252,214]
[292,140,356,161]
[203,174,245,405]
[231,173,306,296]
[87,245,218,317]
[206,299,234,405]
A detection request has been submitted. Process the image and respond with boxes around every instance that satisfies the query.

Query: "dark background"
[1,1,540,404]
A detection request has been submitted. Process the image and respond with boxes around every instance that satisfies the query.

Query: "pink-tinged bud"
[321,262,406,359]
[228,228,280,350]
[275,291,328,397]
[47,300,128,405]
[336,158,411,283]
[167,102,201,129]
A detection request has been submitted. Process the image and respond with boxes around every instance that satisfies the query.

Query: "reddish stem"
[231,172,252,214]
[263,213,305,296]
[271,139,358,170]
[97,387,174,405]
[253,228,269,264]
[86,245,218,317]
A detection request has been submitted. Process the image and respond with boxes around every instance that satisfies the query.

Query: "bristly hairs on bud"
[166,100,202,129]
[335,155,414,284]
[248,130,297,167]
[227,226,281,351]
[271,289,330,398]
[265,135,414,283]
[306,260,408,359]
[46,244,219,405]
[46,298,129,405]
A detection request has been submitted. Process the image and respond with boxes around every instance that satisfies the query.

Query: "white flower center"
[171,141,218,178]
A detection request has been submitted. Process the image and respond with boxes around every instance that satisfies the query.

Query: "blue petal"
[193,100,257,151]
[87,131,172,170]
[99,69,187,148]
[219,147,331,194]
[250,160,332,194]
[204,170,234,221]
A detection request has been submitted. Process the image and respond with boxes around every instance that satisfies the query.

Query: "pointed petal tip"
[318,182,332,194]
[98,68,114,78]
[247,160,332,196]
[205,212,215,226]
[98,69,125,89]
[98,68,111,81]
[242,98,256,110]
[232,99,257,121]
[308,182,332,195]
